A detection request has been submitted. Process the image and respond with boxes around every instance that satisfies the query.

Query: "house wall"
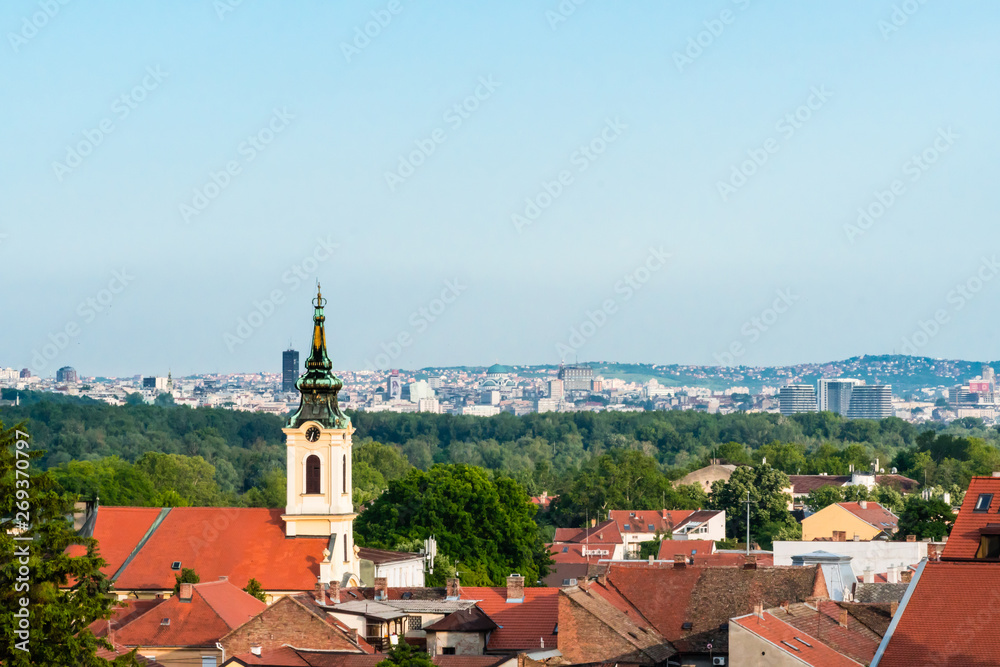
[374,558,426,587]
[674,512,726,542]
[222,596,360,657]
[773,540,927,578]
[801,505,880,542]
[426,630,485,655]
[728,624,805,667]
[134,647,220,667]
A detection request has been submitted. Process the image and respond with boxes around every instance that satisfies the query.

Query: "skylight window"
[648,524,654,531]
[975,494,994,512]
[795,637,813,648]
[170,561,181,570]
[624,524,630,530]
[160,618,170,626]
[781,640,801,652]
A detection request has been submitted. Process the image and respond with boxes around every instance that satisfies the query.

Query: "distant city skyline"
[4,2,1000,376]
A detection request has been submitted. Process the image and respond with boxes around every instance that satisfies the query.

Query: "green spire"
[288,284,350,429]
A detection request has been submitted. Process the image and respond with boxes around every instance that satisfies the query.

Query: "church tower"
[282,285,358,586]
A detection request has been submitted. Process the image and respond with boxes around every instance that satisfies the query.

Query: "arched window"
[306,455,321,494]
[342,454,347,494]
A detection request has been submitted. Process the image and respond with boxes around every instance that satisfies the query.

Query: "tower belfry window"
[306,454,321,494]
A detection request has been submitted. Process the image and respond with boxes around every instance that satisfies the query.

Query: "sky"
[3,1,1000,377]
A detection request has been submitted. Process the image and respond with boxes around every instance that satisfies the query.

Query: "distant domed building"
[480,363,515,393]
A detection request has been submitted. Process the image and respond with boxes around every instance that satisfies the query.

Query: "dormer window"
[975,493,993,512]
[977,525,1000,558]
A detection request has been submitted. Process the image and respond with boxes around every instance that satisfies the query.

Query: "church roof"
[288,284,349,429]
[485,363,511,375]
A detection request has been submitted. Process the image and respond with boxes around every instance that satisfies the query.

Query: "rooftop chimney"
[743,555,757,570]
[506,574,525,603]
[992,471,1000,478]
[374,577,388,601]
[753,602,764,617]
[446,578,460,601]
[906,534,916,542]
[859,500,867,510]
[251,646,262,657]
[178,583,194,602]
[886,566,898,584]
[863,569,874,584]
[900,570,913,584]
[314,578,328,605]
[890,601,899,616]
[218,575,228,581]
[328,580,340,603]
[673,554,687,569]
[839,609,848,628]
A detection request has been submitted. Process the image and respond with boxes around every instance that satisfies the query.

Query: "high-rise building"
[779,384,817,416]
[142,376,169,391]
[817,378,864,414]
[548,379,564,400]
[19,369,31,379]
[558,364,594,391]
[387,370,402,400]
[282,348,300,392]
[56,366,78,383]
[846,385,893,419]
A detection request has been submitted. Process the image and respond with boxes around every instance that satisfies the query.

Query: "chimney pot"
[906,534,917,542]
[506,574,525,602]
[839,609,848,628]
[179,583,194,601]
[314,579,328,605]
[900,570,913,583]
[374,577,388,601]
[328,580,340,603]
[673,554,687,569]
[859,500,867,510]
[446,578,460,600]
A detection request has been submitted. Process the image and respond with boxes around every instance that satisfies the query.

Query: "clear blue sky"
[3,1,999,377]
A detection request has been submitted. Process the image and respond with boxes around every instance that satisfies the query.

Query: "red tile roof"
[67,507,164,577]
[88,598,166,637]
[941,476,1000,559]
[776,601,881,664]
[837,502,898,533]
[552,519,623,545]
[116,580,266,648]
[609,510,694,535]
[790,475,851,495]
[226,650,508,667]
[460,587,558,651]
[87,507,329,591]
[732,612,863,666]
[657,540,715,560]
[877,560,1000,665]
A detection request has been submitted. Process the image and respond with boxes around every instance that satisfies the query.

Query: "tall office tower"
[56,366,78,383]
[779,384,818,416]
[282,348,300,392]
[846,385,893,419]
[387,369,402,400]
[548,378,565,400]
[20,369,31,379]
[817,378,864,414]
[558,364,594,391]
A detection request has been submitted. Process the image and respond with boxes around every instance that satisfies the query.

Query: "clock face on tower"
[305,426,321,442]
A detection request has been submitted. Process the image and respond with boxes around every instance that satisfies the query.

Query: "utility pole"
[743,491,753,556]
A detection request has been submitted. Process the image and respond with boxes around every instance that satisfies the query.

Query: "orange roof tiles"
[116,580,265,649]
[877,560,1000,665]
[609,510,694,535]
[68,507,163,577]
[837,502,898,532]
[732,612,863,666]
[89,507,328,591]
[941,476,1000,559]
[460,586,558,651]
[548,542,616,563]
[657,539,715,560]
